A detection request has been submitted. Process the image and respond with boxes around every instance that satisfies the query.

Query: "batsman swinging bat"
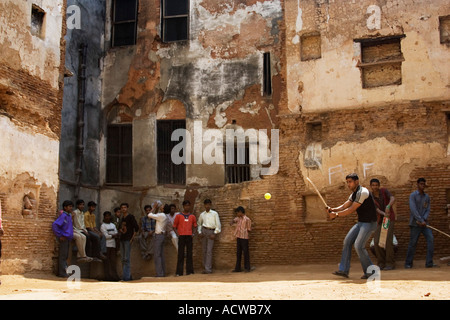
[306,177,328,208]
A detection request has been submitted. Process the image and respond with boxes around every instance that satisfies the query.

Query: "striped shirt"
[233,215,252,239]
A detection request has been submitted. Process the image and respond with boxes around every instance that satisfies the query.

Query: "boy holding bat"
[327,173,378,279]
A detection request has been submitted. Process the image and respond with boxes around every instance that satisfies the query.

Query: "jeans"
[57,237,70,277]
[201,227,216,273]
[405,225,434,267]
[177,235,194,275]
[153,234,166,277]
[235,238,250,271]
[120,240,132,281]
[339,221,377,275]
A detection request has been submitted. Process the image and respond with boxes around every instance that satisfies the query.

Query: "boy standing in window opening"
[173,200,197,276]
[230,206,252,273]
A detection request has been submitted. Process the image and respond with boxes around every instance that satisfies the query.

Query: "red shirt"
[173,213,197,236]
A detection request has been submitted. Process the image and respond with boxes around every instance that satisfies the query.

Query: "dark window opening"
[263,52,272,96]
[112,0,138,47]
[439,15,450,45]
[225,143,251,184]
[157,120,186,185]
[106,124,133,184]
[161,0,189,42]
[307,122,322,142]
[31,5,45,38]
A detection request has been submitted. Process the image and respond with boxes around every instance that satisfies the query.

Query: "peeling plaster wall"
[0,0,66,274]
[55,0,450,273]
[284,0,450,114]
[90,0,285,274]
[100,0,283,193]
[0,0,63,89]
[278,1,450,264]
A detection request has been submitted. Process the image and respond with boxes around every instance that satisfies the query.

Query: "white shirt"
[198,209,221,234]
[101,222,118,248]
[73,208,87,233]
[148,212,167,234]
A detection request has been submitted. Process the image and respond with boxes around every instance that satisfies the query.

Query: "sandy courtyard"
[0,260,449,302]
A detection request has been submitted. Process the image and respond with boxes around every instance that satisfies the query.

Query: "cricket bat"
[378,216,390,249]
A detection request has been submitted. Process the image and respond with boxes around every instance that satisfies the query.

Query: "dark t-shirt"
[348,185,377,223]
[120,214,139,241]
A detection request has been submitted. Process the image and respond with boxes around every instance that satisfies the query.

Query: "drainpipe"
[75,43,87,199]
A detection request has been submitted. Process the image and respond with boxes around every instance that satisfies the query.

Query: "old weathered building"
[282,0,450,264]
[0,0,66,273]
[56,0,449,279]
[1,0,448,277]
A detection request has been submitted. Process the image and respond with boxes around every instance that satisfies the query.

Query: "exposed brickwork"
[190,101,450,268]
[0,0,67,274]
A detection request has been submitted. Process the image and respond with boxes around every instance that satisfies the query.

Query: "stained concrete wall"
[59,0,106,218]
[52,0,450,278]
[100,0,283,191]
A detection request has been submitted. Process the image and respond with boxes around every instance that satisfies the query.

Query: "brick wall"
[0,0,67,275]
[189,101,450,270]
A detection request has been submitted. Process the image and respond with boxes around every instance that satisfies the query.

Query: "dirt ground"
[0,260,449,301]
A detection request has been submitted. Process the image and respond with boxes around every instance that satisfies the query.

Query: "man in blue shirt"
[52,200,74,277]
[405,178,438,268]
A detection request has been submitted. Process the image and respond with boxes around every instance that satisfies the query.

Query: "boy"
[52,200,75,277]
[70,199,92,263]
[173,200,197,276]
[100,211,120,281]
[165,203,179,251]
[328,173,378,279]
[147,201,168,277]
[198,199,221,274]
[230,206,252,272]
[139,204,155,260]
[84,201,106,260]
[370,178,396,270]
[119,203,139,281]
[405,178,437,268]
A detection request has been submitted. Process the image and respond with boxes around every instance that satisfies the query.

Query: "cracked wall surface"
[53,0,450,275]
[0,0,66,274]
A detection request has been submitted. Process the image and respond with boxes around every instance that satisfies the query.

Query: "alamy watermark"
[170,121,279,175]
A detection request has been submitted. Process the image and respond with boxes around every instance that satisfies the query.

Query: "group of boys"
[52,198,253,280]
[49,173,447,281]
[328,174,441,279]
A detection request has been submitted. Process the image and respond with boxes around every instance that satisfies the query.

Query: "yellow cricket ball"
[264,192,271,200]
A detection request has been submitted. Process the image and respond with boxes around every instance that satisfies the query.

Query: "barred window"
[225,143,251,184]
[106,124,133,184]
[161,0,189,42]
[112,0,138,47]
[157,120,186,185]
